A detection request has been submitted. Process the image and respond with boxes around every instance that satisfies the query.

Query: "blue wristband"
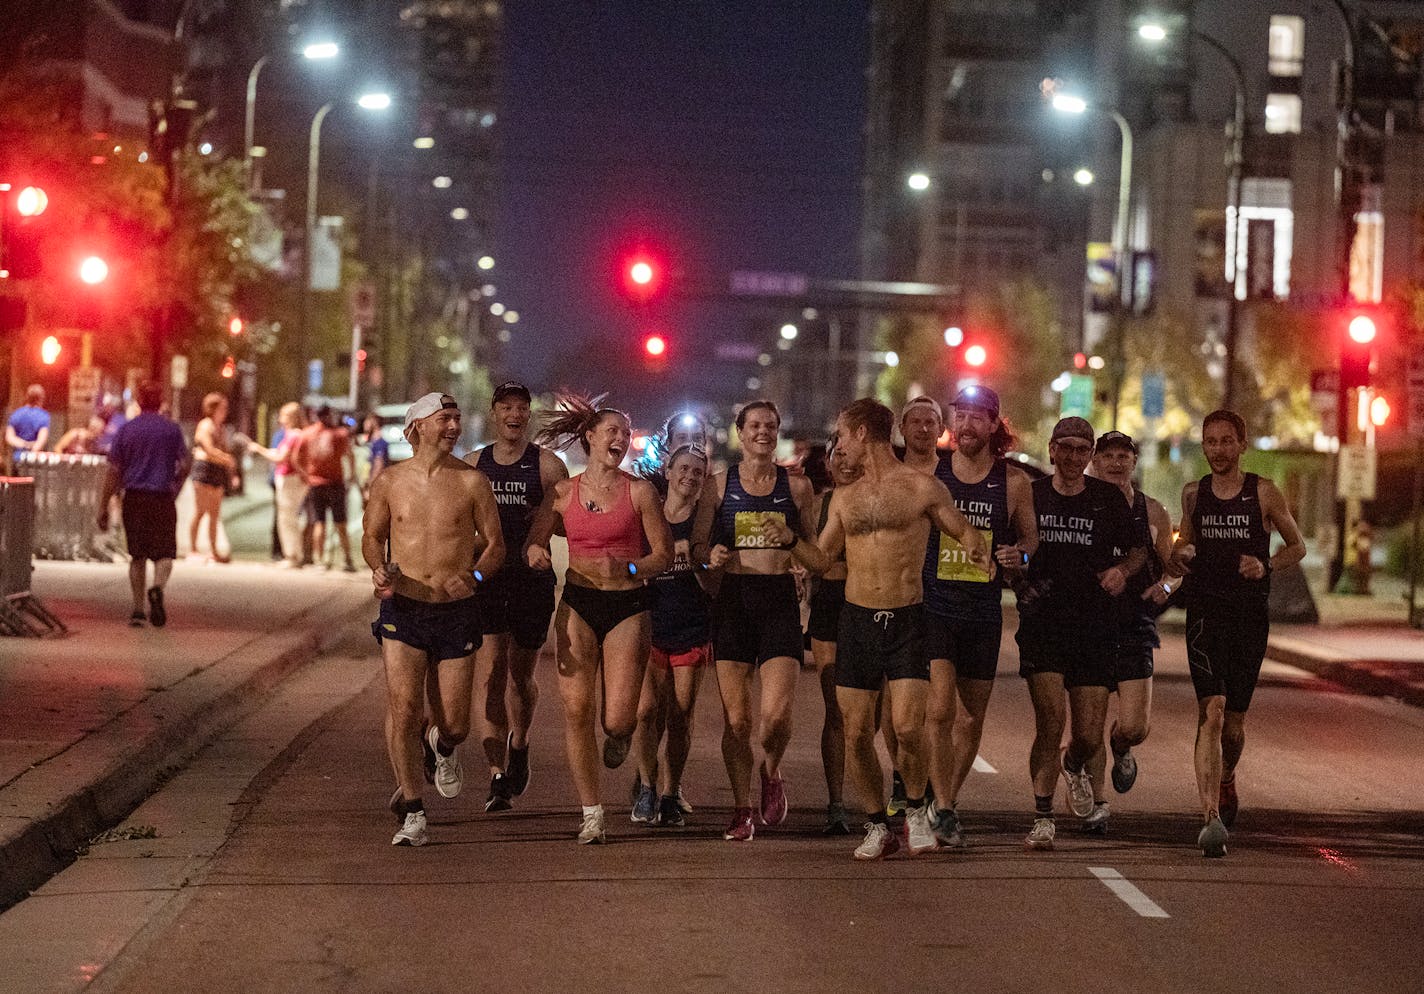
[627,562,638,577]
[472,570,484,583]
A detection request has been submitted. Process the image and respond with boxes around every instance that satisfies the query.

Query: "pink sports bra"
[565,475,645,561]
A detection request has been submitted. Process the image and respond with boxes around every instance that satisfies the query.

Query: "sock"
[869,810,889,826]
[1093,801,1108,810]
[401,798,424,815]
[435,735,456,757]
[582,804,602,817]
[1035,794,1053,816]
[1063,751,1083,773]
[906,796,925,811]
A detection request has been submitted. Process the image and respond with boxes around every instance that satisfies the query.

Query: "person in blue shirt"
[6,384,51,464]
[97,381,190,627]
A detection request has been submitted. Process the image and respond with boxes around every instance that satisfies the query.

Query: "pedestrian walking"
[188,392,239,563]
[300,404,357,571]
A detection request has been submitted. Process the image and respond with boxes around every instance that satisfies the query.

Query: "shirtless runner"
[363,393,505,847]
[765,398,990,860]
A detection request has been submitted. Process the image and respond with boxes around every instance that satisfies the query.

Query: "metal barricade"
[0,476,67,637]
[14,451,113,562]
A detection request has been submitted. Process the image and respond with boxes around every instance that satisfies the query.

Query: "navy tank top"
[651,514,710,652]
[1116,489,1163,642]
[922,457,1009,620]
[713,464,796,551]
[475,443,547,576]
[1190,472,1271,603]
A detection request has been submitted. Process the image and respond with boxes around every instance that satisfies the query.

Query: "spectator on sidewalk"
[248,402,309,567]
[300,404,357,571]
[188,393,240,563]
[53,415,107,455]
[5,384,51,468]
[97,381,189,627]
[360,412,389,502]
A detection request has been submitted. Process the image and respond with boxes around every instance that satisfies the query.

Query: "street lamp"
[244,41,339,185]
[302,91,392,382]
[1051,89,1134,427]
[907,172,931,192]
[1139,22,1248,410]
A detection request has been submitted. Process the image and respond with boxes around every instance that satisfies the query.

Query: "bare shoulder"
[1005,464,1033,486]
[628,475,660,504]
[1182,480,1200,502]
[788,472,814,501]
[1145,493,1170,518]
[539,446,570,479]
[462,447,483,468]
[1256,477,1288,506]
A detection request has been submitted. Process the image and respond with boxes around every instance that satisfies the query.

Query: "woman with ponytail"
[525,393,673,844]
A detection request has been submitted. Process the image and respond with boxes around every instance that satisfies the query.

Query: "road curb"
[0,592,372,912]
[1263,642,1424,709]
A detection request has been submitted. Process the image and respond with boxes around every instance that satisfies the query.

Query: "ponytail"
[535,391,626,454]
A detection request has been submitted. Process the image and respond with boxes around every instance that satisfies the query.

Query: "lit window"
[1268,15,1305,77]
[1264,93,1301,134]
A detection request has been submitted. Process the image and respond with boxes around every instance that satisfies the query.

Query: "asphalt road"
[5,604,1421,994]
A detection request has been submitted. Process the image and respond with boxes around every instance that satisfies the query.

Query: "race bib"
[734,510,785,549]
[938,528,992,582]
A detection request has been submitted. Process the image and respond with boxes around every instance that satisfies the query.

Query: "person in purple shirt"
[98,381,190,627]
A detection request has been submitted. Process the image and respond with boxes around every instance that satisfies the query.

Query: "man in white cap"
[363,392,506,847]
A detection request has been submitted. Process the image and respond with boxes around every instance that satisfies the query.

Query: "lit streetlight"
[779,323,798,341]
[944,325,964,347]
[1073,168,1095,186]
[907,172,931,192]
[477,255,495,271]
[245,41,339,184]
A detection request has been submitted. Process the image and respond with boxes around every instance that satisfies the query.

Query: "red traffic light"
[644,334,667,357]
[40,335,61,365]
[229,316,244,336]
[1370,394,1391,426]
[1347,314,1377,344]
[356,348,368,372]
[221,356,236,378]
[964,344,988,368]
[621,252,665,303]
[16,186,47,217]
[79,256,108,285]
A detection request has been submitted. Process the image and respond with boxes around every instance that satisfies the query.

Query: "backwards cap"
[404,392,458,439]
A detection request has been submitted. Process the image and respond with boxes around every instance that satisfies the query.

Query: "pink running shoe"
[759,766,788,826]
[724,807,755,841]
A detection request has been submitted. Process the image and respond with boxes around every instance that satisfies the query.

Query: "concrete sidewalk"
[0,559,374,910]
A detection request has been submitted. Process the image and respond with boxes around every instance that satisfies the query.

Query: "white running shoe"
[1061,755,1095,818]
[1082,802,1110,834]
[427,724,463,799]
[906,805,939,855]
[392,809,428,847]
[1025,816,1056,850]
[853,821,901,861]
[578,807,607,845]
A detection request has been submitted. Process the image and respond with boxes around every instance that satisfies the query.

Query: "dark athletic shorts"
[479,569,556,650]
[305,481,348,524]
[836,602,928,690]
[1016,619,1115,689]
[714,572,804,665]
[806,578,846,644]
[1113,644,1156,687]
[925,610,1002,682]
[122,489,178,562]
[372,593,482,662]
[189,460,226,489]
[1186,597,1269,712]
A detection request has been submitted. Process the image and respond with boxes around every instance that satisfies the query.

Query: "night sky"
[496,2,869,417]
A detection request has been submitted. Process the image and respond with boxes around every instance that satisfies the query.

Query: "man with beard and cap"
[465,381,569,812]
[1017,416,1144,852]
[901,388,1037,848]
[364,392,506,847]
[1170,410,1304,858]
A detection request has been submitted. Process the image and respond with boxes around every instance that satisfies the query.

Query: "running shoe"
[656,794,685,827]
[426,724,462,798]
[578,807,606,845]
[1111,744,1138,794]
[602,732,632,770]
[675,786,694,814]
[1198,815,1228,858]
[146,587,166,628]
[929,800,964,849]
[505,732,531,796]
[484,773,513,813]
[886,771,907,816]
[128,610,145,628]
[1061,754,1095,818]
[1082,802,1110,834]
[1025,816,1056,850]
[1219,775,1239,829]
[759,766,788,826]
[905,805,938,855]
[823,802,852,836]
[419,722,436,785]
[724,807,755,842]
[391,809,428,847]
[631,781,657,823]
[853,821,901,861]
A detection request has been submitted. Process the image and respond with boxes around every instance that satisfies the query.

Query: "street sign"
[1337,443,1377,501]
[1141,371,1165,418]
[170,355,188,390]
[1061,374,1094,419]
[1407,349,1424,440]
[68,367,101,423]
[729,271,808,297]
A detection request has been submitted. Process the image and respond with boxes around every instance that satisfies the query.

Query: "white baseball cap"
[404,393,458,439]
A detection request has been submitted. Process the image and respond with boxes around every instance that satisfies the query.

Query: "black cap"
[952,384,1000,417]
[1096,430,1138,454]
[491,381,532,405]
[1050,416,1095,445]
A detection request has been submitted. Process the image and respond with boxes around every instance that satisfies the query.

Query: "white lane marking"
[1088,867,1170,919]
[972,755,996,773]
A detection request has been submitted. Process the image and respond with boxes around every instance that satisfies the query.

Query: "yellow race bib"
[734,510,786,549]
[938,528,992,582]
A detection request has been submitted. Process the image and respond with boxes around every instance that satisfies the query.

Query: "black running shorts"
[1112,644,1156,686]
[372,593,482,662]
[306,481,348,524]
[1016,619,1115,689]
[714,572,804,665]
[479,569,556,650]
[1185,597,1269,712]
[925,610,1002,682]
[121,489,178,562]
[806,578,846,644]
[836,602,928,690]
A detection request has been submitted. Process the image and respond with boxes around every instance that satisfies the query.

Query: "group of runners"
[362,380,1305,861]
